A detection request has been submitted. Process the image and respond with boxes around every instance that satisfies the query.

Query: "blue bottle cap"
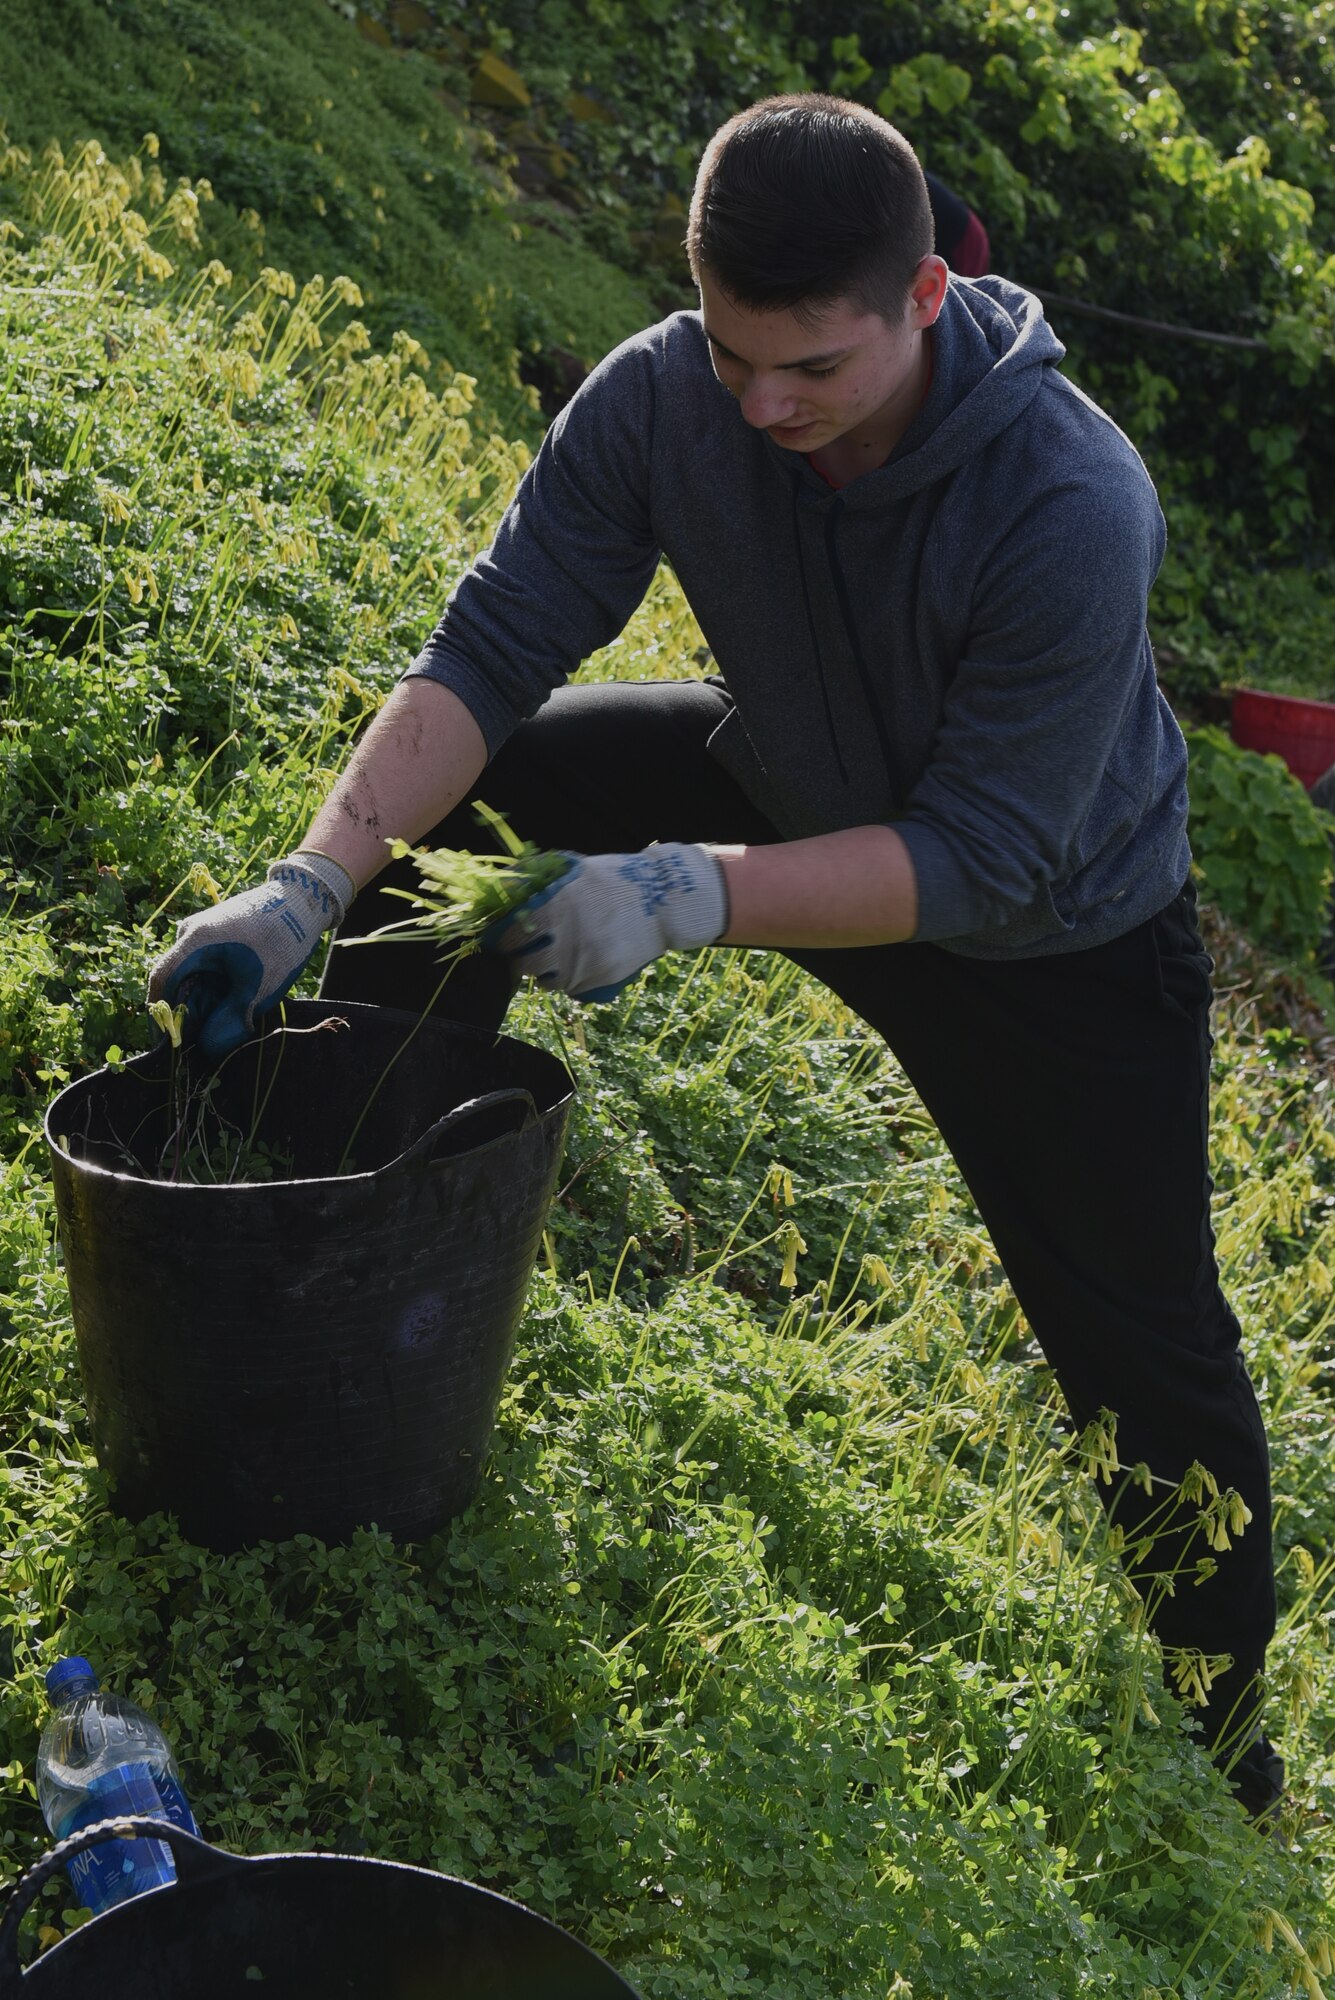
[45,1657,99,1699]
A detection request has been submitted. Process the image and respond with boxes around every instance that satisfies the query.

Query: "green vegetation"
[379,816,572,960]
[0,0,656,436]
[1,8,1334,1995]
[3,0,1334,698]
[1185,730,1334,960]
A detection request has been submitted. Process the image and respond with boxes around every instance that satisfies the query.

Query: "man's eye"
[803,364,839,380]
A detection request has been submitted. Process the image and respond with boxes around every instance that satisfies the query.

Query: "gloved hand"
[487,843,729,1002]
[146,851,356,1060]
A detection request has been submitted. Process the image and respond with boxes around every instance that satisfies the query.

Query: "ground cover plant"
[0,76,1334,2000]
[1183,729,1335,962]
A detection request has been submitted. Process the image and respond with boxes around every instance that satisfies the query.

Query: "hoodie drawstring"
[823,494,898,795]
[791,476,849,786]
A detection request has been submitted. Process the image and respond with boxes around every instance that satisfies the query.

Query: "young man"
[150,95,1283,1818]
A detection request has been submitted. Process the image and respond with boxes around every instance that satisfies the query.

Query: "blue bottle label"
[60,1766,199,1913]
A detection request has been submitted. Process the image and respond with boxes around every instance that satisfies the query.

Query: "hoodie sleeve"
[894,471,1168,942]
[403,337,662,753]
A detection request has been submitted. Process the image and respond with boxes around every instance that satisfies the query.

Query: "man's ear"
[908,255,950,329]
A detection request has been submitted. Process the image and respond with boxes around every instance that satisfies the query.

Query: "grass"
[371,811,572,958]
[0,118,1332,2000]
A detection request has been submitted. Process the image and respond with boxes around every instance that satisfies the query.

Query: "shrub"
[1185,726,1334,957]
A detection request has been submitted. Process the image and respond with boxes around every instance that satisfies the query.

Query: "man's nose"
[738,376,798,428]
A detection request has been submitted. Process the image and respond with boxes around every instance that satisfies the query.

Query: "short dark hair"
[686,94,934,325]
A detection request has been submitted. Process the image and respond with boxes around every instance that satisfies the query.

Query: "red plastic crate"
[1230,687,1335,792]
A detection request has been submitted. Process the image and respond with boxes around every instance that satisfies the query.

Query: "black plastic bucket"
[43,1001,574,1550]
[0,1819,641,1997]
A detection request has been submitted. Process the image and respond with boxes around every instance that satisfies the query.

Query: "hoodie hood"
[771,276,1068,507]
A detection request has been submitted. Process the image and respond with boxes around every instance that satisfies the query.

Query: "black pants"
[322,680,1276,1749]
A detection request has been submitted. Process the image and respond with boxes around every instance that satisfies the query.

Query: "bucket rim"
[1231,685,1335,722]
[7,1822,640,1994]
[43,1000,575,1194]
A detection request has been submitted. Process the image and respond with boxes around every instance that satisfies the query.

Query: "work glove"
[146,851,356,1060]
[488,843,729,1003]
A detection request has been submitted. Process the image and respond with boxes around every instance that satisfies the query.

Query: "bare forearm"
[714,824,918,948]
[299,678,488,892]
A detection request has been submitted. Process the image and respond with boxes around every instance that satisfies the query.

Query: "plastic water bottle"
[36,1657,200,1914]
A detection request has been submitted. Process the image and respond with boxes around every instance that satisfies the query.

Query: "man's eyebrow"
[703,327,852,370]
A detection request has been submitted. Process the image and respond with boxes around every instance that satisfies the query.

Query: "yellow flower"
[220,351,262,398]
[97,486,132,525]
[778,1219,807,1290]
[288,310,322,352]
[330,320,371,360]
[1167,1648,1218,1706]
[231,311,267,351]
[142,132,160,159]
[164,181,202,246]
[135,247,174,282]
[1077,1410,1120,1485]
[148,999,186,1048]
[1179,1460,1219,1505]
[187,865,223,904]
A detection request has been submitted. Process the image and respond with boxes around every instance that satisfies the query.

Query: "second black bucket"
[44,1001,575,1551]
[0,1820,642,1998]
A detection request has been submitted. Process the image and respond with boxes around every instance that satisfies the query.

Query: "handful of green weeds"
[373,805,570,960]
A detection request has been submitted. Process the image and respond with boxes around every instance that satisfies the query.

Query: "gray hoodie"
[406,276,1189,958]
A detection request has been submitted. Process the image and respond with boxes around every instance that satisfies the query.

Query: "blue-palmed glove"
[146,851,356,1060]
[488,843,730,1002]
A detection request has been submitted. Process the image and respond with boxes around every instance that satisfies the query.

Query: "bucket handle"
[406,1086,540,1171]
[0,1817,237,1974]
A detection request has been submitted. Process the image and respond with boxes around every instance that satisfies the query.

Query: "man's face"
[698,260,947,454]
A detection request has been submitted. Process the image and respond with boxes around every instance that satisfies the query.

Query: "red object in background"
[1230,688,1335,791]
[952,209,991,278]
